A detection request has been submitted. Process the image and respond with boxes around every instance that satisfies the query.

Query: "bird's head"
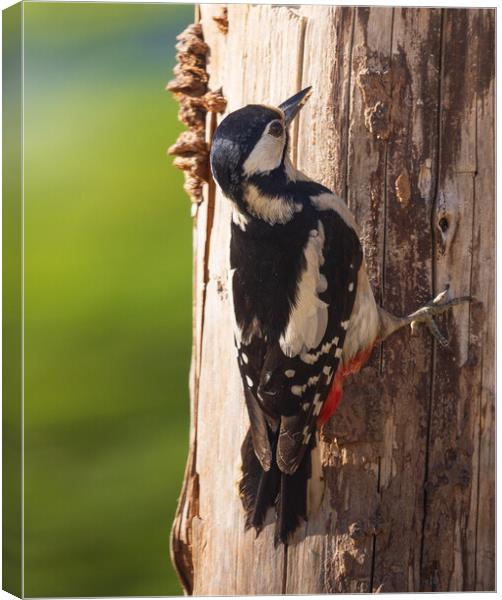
[210,87,312,204]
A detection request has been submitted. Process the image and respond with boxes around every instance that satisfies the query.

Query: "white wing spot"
[285,369,295,378]
[302,402,309,411]
[341,320,349,330]
[245,375,254,388]
[308,375,320,387]
[300,338,335,365]
[291,376,319,397]
[303,432,312,445]
[335,348,343,358]
[348,282,354,292]
[323,366,332,376]
[241,353,249,364]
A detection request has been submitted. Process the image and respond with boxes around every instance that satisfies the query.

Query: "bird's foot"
[407,288,471,346]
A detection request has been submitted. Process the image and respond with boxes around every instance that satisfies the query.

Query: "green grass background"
[23,2,193,595]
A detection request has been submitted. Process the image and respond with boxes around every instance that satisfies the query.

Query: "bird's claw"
[408,288,472,347]
[425,316,449,347]
[430,288,449,306]
[410,313,449,346]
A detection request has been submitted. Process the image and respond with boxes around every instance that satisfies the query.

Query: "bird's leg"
[377,288,471,347]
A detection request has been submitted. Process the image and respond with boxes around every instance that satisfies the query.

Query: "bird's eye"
[268,120,284,138]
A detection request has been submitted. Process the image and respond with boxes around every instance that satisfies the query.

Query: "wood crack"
[290,11,308,165]
[419,8,445,591]
[370,7,395,593]
[471,89,480,589]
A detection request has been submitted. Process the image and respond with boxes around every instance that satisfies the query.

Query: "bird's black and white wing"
[262,193,363,475]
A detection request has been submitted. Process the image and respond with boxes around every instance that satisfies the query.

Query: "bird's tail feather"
[274,450,310,546]
[239,429,280,533]
[239,427,312,544]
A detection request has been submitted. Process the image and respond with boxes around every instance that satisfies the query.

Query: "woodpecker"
[209,87,469,546]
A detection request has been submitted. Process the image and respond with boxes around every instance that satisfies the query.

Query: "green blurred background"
[23,2,193,595]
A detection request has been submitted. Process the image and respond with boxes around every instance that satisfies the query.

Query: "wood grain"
[171,5,495,594]
[421,9,495,592]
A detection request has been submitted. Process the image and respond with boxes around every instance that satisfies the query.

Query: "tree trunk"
[170,5,494,594]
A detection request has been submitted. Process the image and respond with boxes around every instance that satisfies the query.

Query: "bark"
[170,5,494,594]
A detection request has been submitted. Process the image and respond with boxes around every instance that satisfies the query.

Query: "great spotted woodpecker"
[209,87,469,545]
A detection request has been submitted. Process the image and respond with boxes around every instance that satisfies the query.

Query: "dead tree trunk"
[170,5,494,594]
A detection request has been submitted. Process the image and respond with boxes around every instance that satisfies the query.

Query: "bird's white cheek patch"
[243,129,284,175]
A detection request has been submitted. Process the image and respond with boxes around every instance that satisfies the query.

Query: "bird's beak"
[279,86,313,127]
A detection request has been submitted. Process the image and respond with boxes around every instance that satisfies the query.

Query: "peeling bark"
[167,23,226,203]
[169,6,494,594]
[212,6,228,34]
